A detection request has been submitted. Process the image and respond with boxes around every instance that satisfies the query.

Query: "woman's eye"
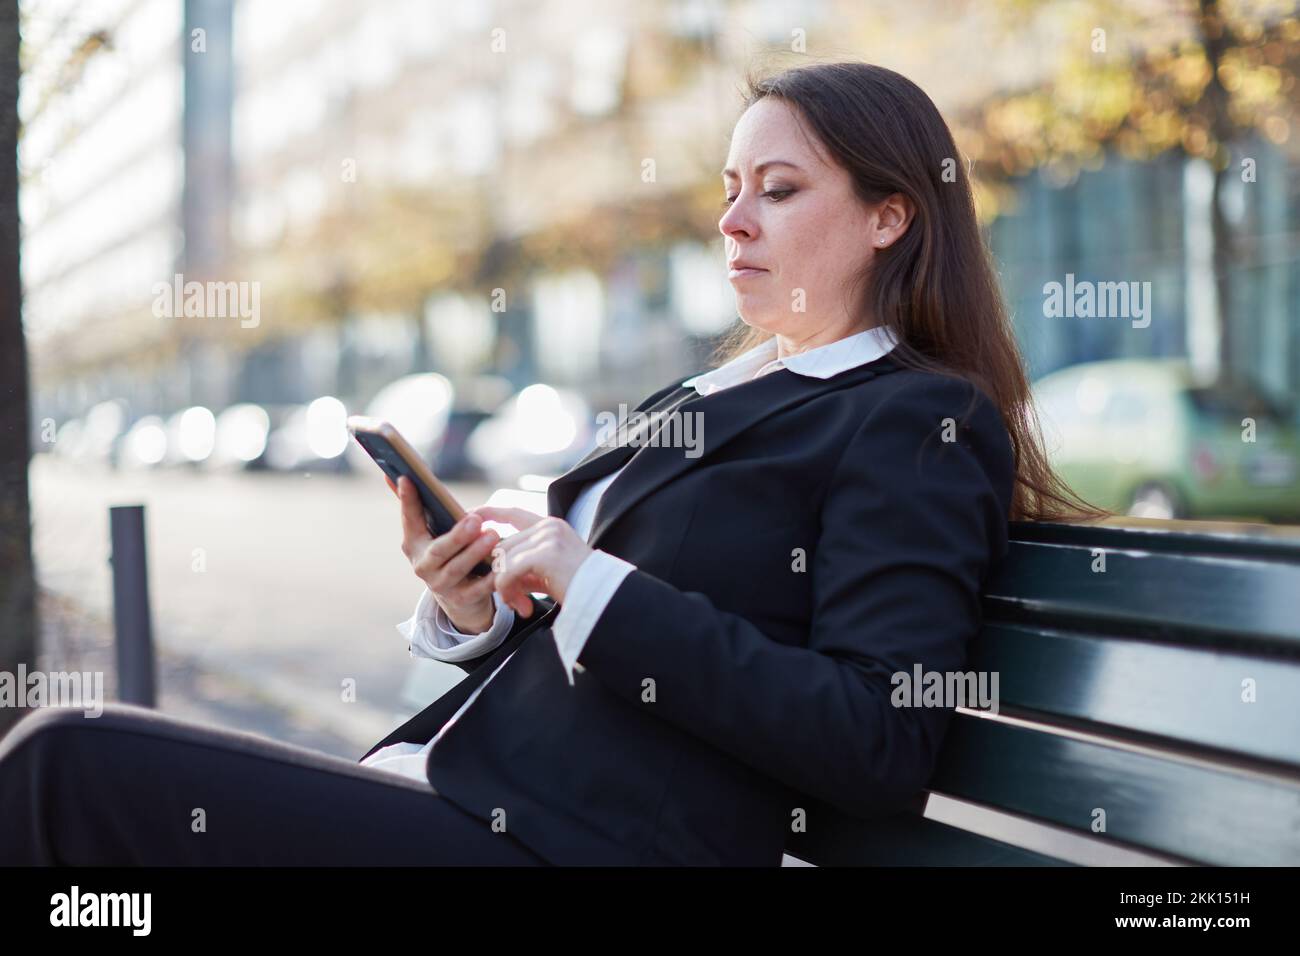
[720,189,793,209]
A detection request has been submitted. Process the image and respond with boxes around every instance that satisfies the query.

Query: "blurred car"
[45,400,129,466]
[430,407,493,481]
[465,383,595,489]
[82,399,130,465]
[1032,358,1300,521]
[430,375,514,481]
[265,396,352,473]
[118,415,170,470]
[163,406,218,466]
[52,417,87,462]
[205,403,273,471]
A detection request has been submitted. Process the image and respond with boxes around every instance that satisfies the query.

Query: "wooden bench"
[785,519,1300,866]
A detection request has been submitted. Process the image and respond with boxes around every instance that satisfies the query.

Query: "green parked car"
[1031,358,1300,521]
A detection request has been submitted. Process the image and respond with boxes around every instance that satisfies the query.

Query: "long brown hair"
[712,61,1108,523]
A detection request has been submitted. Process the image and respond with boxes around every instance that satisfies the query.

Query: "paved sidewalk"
[33,588,380,760]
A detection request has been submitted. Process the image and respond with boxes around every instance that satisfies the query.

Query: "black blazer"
[359,350,1016,865]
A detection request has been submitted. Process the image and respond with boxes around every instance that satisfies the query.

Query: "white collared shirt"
[359,325,899,781]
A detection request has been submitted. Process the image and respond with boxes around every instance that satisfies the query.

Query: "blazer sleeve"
[447,595,557,676]
[574,374,1015,817]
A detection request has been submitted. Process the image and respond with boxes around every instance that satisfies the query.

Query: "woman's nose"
[722,210,754,240]
[719,198,754,240]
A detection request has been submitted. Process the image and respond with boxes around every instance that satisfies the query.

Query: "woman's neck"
[775,321,879,362]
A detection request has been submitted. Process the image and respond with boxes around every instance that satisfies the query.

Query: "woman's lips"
[728,267,768,280]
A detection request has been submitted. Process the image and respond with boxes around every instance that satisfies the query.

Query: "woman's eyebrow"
[720,159,804,179]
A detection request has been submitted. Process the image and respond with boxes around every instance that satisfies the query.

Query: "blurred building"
[19,0,1300,437]
[21,0,237,424]
[25,0,793,424]
[992,137,1300,405]
[219,0,792,411]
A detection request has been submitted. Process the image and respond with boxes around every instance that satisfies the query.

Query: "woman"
[0,61,1101,866]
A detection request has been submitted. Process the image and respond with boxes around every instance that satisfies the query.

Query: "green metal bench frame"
[785,519,1300,867]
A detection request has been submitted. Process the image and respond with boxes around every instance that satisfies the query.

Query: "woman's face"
[719,97,880,346]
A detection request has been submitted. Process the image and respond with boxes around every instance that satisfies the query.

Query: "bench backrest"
[786,519,1300,866]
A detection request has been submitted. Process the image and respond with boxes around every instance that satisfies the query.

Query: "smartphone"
[346,416,492,577]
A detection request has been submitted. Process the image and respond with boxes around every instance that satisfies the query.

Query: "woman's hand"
[469,506,594,618]
[397,477,501,633]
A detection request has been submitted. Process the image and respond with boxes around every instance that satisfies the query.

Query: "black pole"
[109,505,156,707]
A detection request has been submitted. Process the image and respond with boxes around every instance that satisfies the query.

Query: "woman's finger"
[448,568,497,604]
[486,517,540,557]
[417,512,485,577]
[470,505,544,531]
[438,526,499,584]
[493,541,551,615]
[398,477,433,555]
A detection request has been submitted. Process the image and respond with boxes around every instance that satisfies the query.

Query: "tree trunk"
[1209,161,1236,387]
[0,0,36,738]
[1198,0,1238,388]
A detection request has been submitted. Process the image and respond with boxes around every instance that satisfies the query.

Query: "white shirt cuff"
[395,588,515,662]
[551,550,637,685]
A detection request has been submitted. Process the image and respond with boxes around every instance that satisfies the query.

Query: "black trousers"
[0,704,547,866]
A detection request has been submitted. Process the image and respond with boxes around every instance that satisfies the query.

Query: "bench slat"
[985,540,1300,649]
[930,716,1300,866]
[784,805,1073,867]
[966,622,1300,768]
[1010,520,1300,561]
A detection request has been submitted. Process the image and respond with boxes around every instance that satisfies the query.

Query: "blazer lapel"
[547,353,899,551]
[545,384,698,519]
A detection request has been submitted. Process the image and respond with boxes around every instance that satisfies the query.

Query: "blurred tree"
[0,0,33,737]
[963,0,1300,386]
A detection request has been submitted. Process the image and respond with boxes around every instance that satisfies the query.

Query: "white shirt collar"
[682,325,899,397]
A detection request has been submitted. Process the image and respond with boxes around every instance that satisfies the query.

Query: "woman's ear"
[874,193,915,247]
